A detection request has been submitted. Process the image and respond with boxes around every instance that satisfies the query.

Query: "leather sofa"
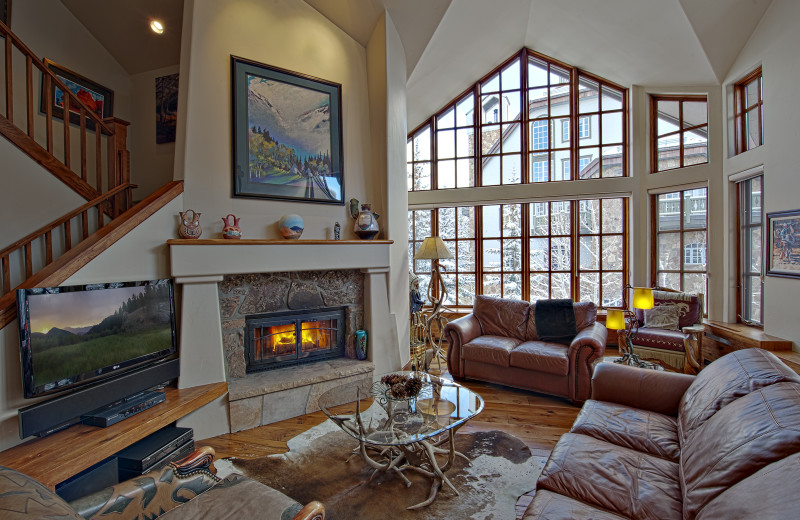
[523,348,800,519]
[444,295,608,404]
[0,446,324,520]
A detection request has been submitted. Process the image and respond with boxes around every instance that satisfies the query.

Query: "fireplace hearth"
[245,306,346,372]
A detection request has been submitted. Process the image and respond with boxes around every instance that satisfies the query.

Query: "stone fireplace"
[168,239,399,438]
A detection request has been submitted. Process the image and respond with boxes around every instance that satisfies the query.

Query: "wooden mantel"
[167,239,393,245]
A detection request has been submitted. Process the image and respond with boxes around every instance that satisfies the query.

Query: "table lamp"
[605,285,654,367]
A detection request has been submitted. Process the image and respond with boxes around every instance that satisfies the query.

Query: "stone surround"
[227,358,374,432]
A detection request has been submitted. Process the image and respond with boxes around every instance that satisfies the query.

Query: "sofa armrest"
[70,446,220,520]
[444,314,481,378]
[293,500,326,520]
[591,362,695,416]
[567,322,608,403]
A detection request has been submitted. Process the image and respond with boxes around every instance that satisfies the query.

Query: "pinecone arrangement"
[381,374,423,398]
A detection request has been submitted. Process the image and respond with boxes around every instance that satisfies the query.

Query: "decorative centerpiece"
[349,198,380,240]
[380,373,423,399]
[279,214,304,239]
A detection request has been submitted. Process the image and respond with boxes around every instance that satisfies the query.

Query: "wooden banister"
[0,21,128,207]
[0,181,184,330]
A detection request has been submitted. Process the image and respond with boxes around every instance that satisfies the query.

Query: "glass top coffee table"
[318,371,484,509]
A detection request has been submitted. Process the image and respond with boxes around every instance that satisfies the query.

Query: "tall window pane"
[651,95,708,172]
[738,175,763,325]
[735,67,763,155]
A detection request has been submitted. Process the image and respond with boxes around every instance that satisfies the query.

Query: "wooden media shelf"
[0,381,227,490]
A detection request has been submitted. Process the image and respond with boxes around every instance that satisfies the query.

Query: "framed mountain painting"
[231,56,344,204]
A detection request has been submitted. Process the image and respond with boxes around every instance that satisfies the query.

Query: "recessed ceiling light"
[150,19,164,34]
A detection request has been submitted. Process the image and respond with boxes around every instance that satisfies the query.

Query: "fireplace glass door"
[245,307,346,372]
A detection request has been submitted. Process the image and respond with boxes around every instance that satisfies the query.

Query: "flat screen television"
[16,279,178,399]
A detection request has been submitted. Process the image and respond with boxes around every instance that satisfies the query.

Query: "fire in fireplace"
[245,306,346,372]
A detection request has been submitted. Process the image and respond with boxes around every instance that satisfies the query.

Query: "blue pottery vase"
[355,330,367,360]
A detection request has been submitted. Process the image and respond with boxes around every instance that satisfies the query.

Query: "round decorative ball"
[279,214,304,240]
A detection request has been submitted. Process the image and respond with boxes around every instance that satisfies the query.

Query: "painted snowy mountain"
[247,77,331,158]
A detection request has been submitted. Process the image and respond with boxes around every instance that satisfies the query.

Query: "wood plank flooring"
[197,353,612,518]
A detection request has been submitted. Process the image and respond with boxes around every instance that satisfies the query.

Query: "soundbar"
[18,358,180,438]
[80,390,166,427]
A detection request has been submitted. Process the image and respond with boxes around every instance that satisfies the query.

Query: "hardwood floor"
[197,353,612,517]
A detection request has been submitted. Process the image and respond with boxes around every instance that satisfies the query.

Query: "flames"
[254,320,331,359]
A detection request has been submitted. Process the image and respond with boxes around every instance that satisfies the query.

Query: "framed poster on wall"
[41,58,114,127]
[766,209,800,279]
[231,55,344,205]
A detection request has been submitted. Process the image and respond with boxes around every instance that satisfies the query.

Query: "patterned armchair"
[618,288,704,374]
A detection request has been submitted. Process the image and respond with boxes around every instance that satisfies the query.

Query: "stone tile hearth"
[227,358,374,432]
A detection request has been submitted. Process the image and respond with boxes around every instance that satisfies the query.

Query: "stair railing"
[1,20,132,215]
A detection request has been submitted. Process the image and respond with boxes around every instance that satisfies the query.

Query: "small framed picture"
[231,55,344,204]
[766,209,800,279]
[41,58,114,127]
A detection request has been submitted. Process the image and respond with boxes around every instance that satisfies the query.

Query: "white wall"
[177,0,376,241]
[130,65,181,202]
[722,0,800,349]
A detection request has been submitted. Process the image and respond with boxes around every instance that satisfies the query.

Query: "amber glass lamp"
[605,285,654,367]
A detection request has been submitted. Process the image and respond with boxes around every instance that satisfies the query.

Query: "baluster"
[26,56,34,137]
[79,108,87,181]
[5,35,12,123]
[45,75,53,153]
[96,125,102,191]
[64,220,72,251]
[96,202,105,229]
[1,255,9,295]
[63,96,71,169]
[45,230,53,265]
[82,210,89,240]
[23,243,32,279]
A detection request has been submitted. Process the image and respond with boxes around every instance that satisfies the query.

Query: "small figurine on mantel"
[178,209,202,239]
[221,214,242,239]
[349,198,380,240]
[334,221,341,240]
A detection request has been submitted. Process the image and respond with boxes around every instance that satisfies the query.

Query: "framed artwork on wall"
[155,72,179,144]
[231,55,344,204]
[1,0,11,27]
[41,58,114,127]
[766,209,800,279]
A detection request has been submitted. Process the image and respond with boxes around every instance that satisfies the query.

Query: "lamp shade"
[414,236,453,260]
[632,287,654,310]
[605,309,626,330]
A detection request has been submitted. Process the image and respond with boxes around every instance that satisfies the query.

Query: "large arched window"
[408,49,629,308]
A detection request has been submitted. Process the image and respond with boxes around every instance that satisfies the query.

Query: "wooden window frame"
[407,48,628,191]
[650,95,709,173]
[736,175,764,326]
[436,206,478,307]
[650,188,709,301]
[734,67,763,155]
[407,127,433,191]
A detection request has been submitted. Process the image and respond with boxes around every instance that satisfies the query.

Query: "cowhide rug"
[218,414,541,520]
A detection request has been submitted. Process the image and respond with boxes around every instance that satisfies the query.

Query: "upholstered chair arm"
[566,322,608,403]
[591,362,695,416]
[444,314,482,378]
[70,446,220,520]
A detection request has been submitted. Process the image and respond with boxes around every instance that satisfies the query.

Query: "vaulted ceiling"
[59,0,774,127]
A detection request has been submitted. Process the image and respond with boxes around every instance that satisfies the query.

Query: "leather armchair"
[619,287,704,374]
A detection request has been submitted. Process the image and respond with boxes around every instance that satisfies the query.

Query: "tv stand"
[0,382,227,490]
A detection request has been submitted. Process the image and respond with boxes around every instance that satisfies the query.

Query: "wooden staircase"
[0,22,184,329]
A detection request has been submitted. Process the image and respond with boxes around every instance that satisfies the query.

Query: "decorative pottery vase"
[221,214,242,239]
[353,204,379,240]
[178,209,202,239]
[334,221,341,240]
[355,330,367,360]
[279,214,304,239]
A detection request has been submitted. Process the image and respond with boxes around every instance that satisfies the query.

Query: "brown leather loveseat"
[444,295,607,404]
[523,348,800,519]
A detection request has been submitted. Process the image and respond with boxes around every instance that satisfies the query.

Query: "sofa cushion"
[695,452,800,520]
[509,341,569,376]
[159,474,302,520]
[534,299,577,345]
[642,304,680,330]
[0,466,82,520]
[473,295,530,340]
[523,489,627,520]
[678,348,800,444]
[461,335,521,367]
[573,301,597,332]
[569,400,680,461]
[537,433,682,520]
[680,382,800,518]
[630,328,686,353]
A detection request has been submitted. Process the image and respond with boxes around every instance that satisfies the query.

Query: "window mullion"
[521,203,531,302]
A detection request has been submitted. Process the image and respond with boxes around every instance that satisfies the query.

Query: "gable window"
[734,67,763,154]
[737,175,764,325]
[651,95,708,172]
[407,48,628,191]
[652,187,708,300]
